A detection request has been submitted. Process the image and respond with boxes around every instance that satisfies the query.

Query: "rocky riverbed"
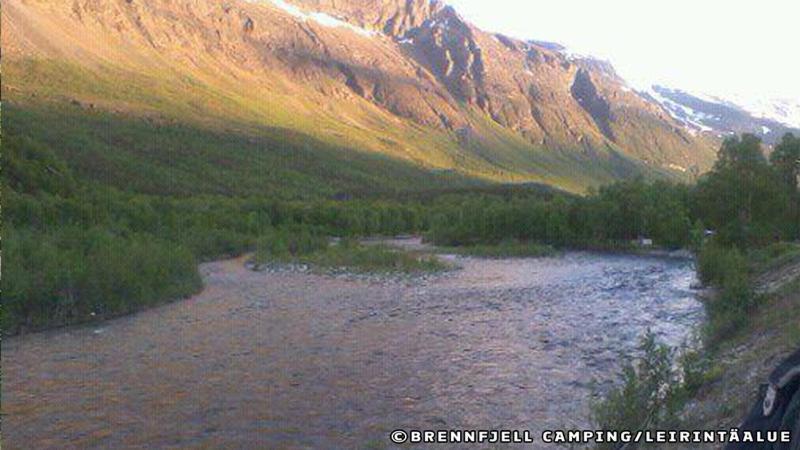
[2,240,704,449]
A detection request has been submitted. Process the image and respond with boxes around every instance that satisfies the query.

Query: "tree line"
[428,133,799,250]
[3,132,798,333]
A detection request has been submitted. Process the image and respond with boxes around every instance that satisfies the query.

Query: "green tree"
[716,133,766,169]
[770,133,800,195]
[770,133,800,239]
[694,134,789,246]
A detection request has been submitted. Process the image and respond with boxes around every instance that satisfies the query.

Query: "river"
[2,242,704,449]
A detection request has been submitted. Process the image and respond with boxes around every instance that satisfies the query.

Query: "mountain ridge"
[644,86,800,146]
[3,0,719,193]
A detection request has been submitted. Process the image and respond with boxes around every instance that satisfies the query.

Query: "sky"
[445,0,800,102]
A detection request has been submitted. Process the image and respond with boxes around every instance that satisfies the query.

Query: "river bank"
[679,244,800,441]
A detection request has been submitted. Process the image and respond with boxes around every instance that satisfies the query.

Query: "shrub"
[2,226,202,333]
[592,332,683,447]
[697,243,747,286]
[593,335,723,446]
[748,242,800,274]
[177,226,253,261]
[253,229,447,274]
[697,242,755,343]
[706,271,754,342]
[254,226,329,262]
[312,244,448,274]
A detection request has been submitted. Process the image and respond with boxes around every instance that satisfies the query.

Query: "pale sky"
[445,0,800,102]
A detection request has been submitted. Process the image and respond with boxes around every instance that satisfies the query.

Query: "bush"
[697,242,755,343]
[312,243,448,274]
[706,270,754,342]
[254,226,329,262]
[593,335,724,446]
[177,226,253,261]
[253,230,447,274]
[748,242,800,274]
[592,332,683,447]
[2,226,202,333]
[697,243,747,286]
[3,136,433,334]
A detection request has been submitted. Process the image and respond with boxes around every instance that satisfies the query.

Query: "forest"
[3,130,799,335]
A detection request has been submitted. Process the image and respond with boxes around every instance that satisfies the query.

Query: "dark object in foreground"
[726,348,800,450]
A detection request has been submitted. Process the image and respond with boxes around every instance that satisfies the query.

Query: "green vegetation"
[689,134,800,344]
[307,243,448,274]
[253,231,448,274]
[427,133,798,253]
[591,134,799,434]
[681,267,800,430]
[591,332,728,448]
[2,120,443,332]
[439,239,555,258]
[4,226,202,331]
[5,116,797,334]
[253,226,330,261]
[697,244,754,344]
[5,103,477,199]
[3,123,454,333]
[3,189,431,333]
[426,179,695,250]
[592,333,686,447]
[748,241,800,274]
[694,134,799,247]
[5,59,668,196]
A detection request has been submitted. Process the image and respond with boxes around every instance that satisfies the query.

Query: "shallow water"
[2,246,703,449]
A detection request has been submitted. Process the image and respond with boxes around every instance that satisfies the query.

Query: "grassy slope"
[684,243,800,434]
[3,54,676,196]
[4,58,480,197]
[4,102,480,199]
[457,108,678,192]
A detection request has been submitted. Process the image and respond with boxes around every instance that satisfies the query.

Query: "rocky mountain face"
[283,0,716,168]
[3,0,718,191]
[645,86,800,146]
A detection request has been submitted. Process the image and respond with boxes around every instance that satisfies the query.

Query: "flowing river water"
[2,240,704,449]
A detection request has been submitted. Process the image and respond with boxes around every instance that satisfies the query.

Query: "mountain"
[728,96,800,131]
[2,0,718,194]
[644,86,800,146]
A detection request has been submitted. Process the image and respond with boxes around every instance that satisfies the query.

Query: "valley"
[2,0,799,448]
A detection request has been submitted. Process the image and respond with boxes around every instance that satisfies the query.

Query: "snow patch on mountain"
[259,0,377,37]
[641,84,799,145]
[644,88,713,133]
[656,87,800,130]
[725,95,800,129]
